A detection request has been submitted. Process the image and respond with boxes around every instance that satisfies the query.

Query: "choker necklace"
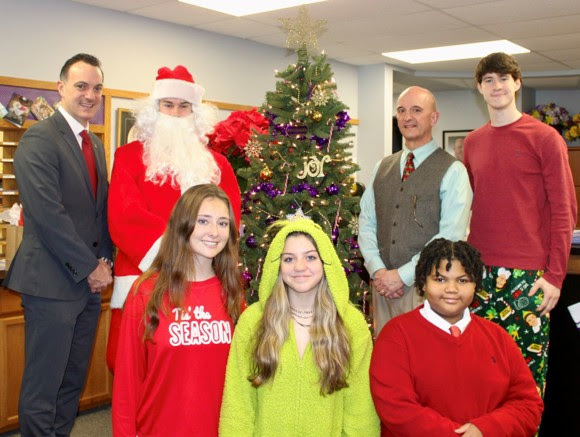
[291,311,313,320]
[290,306,314,315]
[292,315,311,328]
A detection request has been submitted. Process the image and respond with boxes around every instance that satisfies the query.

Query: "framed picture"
[116,108,136,147]
[442,130,472,159]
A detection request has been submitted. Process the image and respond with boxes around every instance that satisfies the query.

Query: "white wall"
[431,89,488,148]
[356,65,393,186]
[3,0,359,154]
[4,0,579,176]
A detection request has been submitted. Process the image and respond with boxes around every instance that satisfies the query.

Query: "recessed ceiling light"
[382,40,529,64]
[178,0,327,17]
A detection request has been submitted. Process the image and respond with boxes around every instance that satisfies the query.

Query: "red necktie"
[80,130,98,198]
[449,326,461,337]
[402,152,415,181]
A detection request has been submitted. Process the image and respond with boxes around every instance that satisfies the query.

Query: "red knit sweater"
[464,114,576,287]
[112,276,233,437]
[370,307,543,437]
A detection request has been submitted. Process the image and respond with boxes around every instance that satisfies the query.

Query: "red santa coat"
[108,140,241,309]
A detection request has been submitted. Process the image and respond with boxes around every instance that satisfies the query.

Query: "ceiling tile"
[482,15,580,40]
[446,0,580,25]
[67,0,580,91]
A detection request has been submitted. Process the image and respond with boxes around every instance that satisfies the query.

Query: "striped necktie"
[402,152,415,181]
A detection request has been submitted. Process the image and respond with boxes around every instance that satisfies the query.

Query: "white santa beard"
[143,112,220,190]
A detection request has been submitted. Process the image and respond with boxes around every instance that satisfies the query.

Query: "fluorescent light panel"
[178,0,327,17]
[382,40,529,64]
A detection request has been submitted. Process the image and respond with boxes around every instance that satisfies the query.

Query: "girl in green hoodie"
[220,218,379,436]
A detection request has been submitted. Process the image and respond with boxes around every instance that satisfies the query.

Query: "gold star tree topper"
[279,6,327,53]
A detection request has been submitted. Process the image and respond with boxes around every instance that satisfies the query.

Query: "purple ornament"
[335,111,350,130]
[242,269,253,286]
[349,260,363,273]
[346,237,359,250]
[331,227,339,245]
[287,125,308,136]
[325,184,339,195]
[245,235,257,248]
[312,135,329,150]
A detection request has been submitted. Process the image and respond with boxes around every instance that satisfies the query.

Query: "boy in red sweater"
[463,52,577,396]
[370,238,543,437]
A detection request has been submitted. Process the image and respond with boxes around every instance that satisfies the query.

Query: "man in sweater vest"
[463,52,577,397]
[359,86,472,335]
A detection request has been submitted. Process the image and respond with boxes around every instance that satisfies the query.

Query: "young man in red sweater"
[463,52,577,397]
[370,239,543,437]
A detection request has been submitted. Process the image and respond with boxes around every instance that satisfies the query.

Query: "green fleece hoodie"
[219,219,379,436]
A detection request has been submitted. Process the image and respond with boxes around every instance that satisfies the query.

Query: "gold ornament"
[260,167,273,181]
[311,86,330,106]
[349,183,358,195]
[279,6,327,53]
[244,139,262,159]
[348,216,360,234]
[297,155,331,179]
[311,110,322,122]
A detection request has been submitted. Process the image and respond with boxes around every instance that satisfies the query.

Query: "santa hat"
[150,65,204,106]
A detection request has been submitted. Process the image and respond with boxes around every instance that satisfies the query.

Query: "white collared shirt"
[58,106,90,150]
[419,300,471,335]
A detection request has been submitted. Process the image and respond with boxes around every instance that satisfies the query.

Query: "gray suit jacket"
[4,110,113,300]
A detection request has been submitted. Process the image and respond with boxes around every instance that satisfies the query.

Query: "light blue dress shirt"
[358,139,473,286]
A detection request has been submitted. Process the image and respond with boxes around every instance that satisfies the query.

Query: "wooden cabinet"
[0,287,113,433]
[0,123,21,268]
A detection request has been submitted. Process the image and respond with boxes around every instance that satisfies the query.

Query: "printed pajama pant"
[470,265,549,398]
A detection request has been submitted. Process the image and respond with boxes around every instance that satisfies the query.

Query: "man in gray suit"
[3,53,113,436]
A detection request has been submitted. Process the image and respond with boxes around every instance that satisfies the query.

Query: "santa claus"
[106,65,241,370]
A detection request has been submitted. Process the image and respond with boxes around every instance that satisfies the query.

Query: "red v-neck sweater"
[370,308,543,437]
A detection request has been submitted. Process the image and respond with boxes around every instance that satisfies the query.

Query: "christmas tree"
[237,8,369,311]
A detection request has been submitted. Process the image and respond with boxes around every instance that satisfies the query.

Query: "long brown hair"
[137,184,243,341]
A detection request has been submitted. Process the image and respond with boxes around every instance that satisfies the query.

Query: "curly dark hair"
[474,52,522,84]
[415,238,484,296]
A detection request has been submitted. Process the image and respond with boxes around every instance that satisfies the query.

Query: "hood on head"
[257,219,349,317]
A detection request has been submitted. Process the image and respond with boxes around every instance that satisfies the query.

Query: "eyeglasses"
[413,195,423,228]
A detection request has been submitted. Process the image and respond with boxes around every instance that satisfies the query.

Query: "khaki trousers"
[372,282,424,336]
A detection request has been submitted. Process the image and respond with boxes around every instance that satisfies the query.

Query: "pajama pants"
[470,265,549,398]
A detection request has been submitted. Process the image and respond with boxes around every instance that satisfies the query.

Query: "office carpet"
[0,405,112,437]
